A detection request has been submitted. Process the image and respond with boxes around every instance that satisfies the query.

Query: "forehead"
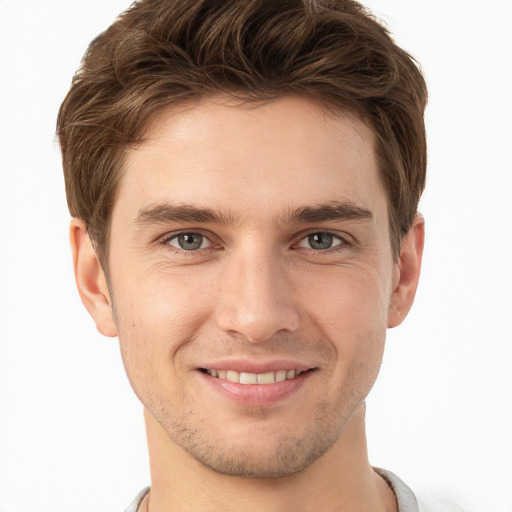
[115,95,385,224]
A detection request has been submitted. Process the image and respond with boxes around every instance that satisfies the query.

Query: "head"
[58,0,427,271]
[59,0,427,479]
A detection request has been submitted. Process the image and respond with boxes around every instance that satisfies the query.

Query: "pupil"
[309,233,332,250]
[178,233,202,250]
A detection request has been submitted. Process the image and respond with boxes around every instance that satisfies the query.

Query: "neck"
[142,404,397,512]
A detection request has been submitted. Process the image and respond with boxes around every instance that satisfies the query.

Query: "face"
[102,96,402,477]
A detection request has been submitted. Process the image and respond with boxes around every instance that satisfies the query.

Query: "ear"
[388,213,425,328]
[70,219,117,337]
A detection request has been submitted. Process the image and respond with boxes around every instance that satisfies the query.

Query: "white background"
[0,1,511,511]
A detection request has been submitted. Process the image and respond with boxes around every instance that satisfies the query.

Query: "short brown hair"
[57,0,427,266]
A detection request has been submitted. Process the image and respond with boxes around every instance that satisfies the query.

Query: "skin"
[71,95,424,512]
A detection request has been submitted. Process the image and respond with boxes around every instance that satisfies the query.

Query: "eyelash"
[160,230,218,255]
[159,229,353,258]
[293,231,350,252]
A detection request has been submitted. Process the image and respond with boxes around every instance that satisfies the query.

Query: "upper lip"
[197,359,317,374]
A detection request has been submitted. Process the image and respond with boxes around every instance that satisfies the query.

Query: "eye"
[166,232,212,251]
[296,232,344,251]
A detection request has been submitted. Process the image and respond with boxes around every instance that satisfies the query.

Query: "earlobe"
[70,219,118,337]
[388,214,425,328]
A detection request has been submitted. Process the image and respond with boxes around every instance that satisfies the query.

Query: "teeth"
[240,372,258,384]
[205,369,304,384]
[257,372,275,384]
[226,370,239,383]
[275,370,287,382]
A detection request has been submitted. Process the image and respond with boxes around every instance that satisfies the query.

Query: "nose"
[214,247,301,343]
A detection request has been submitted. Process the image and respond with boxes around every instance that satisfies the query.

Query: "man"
[57,0,426,510]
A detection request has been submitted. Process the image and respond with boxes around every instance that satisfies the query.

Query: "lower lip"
[198,370,314,406]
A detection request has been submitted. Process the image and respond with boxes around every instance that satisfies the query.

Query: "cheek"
[300,266,390,370]
[303,264,391,330]
[112,268,216,388]
[116,264,215,336]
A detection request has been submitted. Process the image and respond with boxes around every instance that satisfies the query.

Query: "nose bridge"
[214,242,300,342]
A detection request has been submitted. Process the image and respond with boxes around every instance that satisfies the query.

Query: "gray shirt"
[124,468,419,512]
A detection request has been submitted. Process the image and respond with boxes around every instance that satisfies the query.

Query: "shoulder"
[123,487,150,512]
[374,467,419,512]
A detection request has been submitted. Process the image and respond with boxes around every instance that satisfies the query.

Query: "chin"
[161,403,347,478]
[187,436,334,478]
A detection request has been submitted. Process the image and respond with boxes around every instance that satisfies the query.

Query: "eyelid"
[167,233,213,250]
[293,230,352,250]
[159,229,221,250]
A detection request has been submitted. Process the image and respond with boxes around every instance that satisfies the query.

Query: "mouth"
[196,361,317,405]
[199,368,308,384]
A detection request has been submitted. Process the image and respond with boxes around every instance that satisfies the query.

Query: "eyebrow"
[133,200,372,227]
[284,201,373,224]
[134,203,234,226]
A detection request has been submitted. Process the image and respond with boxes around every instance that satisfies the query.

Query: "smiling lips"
[203,368,304,384]
[199,364,315,405]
